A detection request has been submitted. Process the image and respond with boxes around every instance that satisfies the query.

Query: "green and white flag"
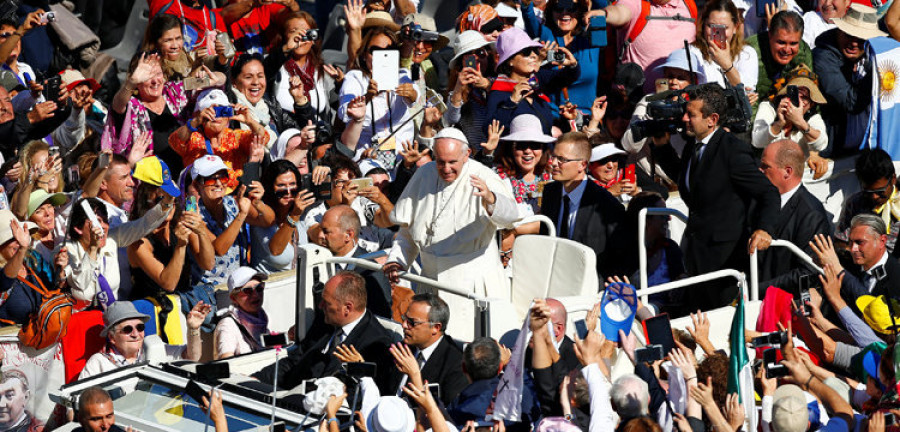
[728,294,757,432]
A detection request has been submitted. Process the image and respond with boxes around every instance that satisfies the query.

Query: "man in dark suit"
[252,271,395,391]
[678,85,781,310]
[318,205,392,318]
[389,293,468,406]
[540,132,625,280]
[757,139,833,296]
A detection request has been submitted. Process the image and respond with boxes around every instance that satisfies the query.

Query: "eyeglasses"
[274,187,298,198]
[548,154,583,164]
[119,323,146,334]
[202,172,229,186]
[367,45,397,54]
[862,183,893,197]
[239,284,265,296]
[517,47,541,58]
[0,32,13,38]
[514,142,544,151]
[400,314,432,328]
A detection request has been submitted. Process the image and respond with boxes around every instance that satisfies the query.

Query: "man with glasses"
[539,131,625,281]
[836,148,900,256]
[79,301,210,380]
[388,293,467,406]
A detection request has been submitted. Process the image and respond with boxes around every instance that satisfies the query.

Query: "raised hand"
[809,234,842,272]
[400,140,428,168]
[390,342,422,378]
[585,300,601,333]
[187,301,212,329]
[289,75,308,106]
[129,52,160,85]
[343,0,366,30]
[127,132,152,166]
[483,120,504,154]
[724,393,744,432]
[10,219,31,248]
[470,175,495,206]
[323,64,345,83]
[346,95,367,121]
[249,133,266,163]
[590,96,607,123]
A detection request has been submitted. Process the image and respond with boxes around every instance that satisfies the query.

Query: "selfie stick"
[271,346,281,431]
[684,40,696,86]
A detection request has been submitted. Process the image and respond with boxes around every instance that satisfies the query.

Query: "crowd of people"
[0,0,900,430]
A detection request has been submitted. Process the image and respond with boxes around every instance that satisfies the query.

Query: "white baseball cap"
[190,154,230,180]
[227,266,268,292]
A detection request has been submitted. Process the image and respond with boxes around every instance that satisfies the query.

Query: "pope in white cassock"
[383,128,520,338]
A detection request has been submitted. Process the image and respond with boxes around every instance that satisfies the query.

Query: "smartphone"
[23,72,31,84]
[262,333,290,348]
[885,412,896,426]
[97,152,110,170]
[48,146,60,160]
[624,164,636,184]
[786,85,800,107]
[634,344,664,363]
[80,200,102,228]
[39,11,55,24]
[371,50,400,91]
[756,0,780,17]
[345,362,377,378]
[642,314,676,356]
[750,331,787,348]
[710,24,727,50]
[798,273,817,316]
[426,88,447,113]
[185,196,199,213]
[67,165,80,187]
[184,380,208,403]
[213,106,234,118]
[763,348,789,378]
[205,30,217,57]
[43,75,61,102]
[184,76,211,91]
[196,363,230,381]
[427,383,441,402]
[463,54,478,70]
[349,178,373,190]
[215,31,235,59]
[589,15,607,48]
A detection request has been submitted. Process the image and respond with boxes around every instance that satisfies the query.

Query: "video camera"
[400,24,440,43]
[629,83,753,142]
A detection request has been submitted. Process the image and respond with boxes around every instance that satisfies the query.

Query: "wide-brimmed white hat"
[834,4,887,40]
[449,30,494,69]
[366,397,415,432]
[590,144,627,163]
[0,210,37,246]
[500,114,555,143]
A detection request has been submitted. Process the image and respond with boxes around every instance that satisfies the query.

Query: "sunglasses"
[367,45,397,54]
[202,172,229,186]
[119,323,146,334]
[862,184,892,197]
[400,314,432,328]
[274,187,298,198]
[518,47,541,58]
[239,284,265,296]
[514,142,544,151]
[0,32,13,38]
[469,48,488,58]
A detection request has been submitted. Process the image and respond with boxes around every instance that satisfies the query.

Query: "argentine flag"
[727,294,757,432]
[865,36,900,159]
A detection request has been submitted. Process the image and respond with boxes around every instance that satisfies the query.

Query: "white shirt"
[802,11,836,49]
[102,199,133,298]
[780,183,802,209]
[337,69,417,159]
[558,179,587,239]
[863,251,890,292]
[684,127,719,189]
[689,45,759,92]
[419,335,443,364]
[751,101,828,151]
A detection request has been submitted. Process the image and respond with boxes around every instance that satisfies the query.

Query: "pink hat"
[496,27,542,66]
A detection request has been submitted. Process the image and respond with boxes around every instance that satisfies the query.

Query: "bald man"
[757,139,832,296]
[319,205,392,318]
[383,128,519,338]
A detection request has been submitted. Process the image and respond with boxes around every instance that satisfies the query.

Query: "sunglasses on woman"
[274,187,298,198]
[514,142,544,151]
[518,47,541,58]
[239,284,265,296]
[119,323,146,334]
[202,172,229,186]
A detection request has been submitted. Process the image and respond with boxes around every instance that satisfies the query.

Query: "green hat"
[27,190,67,218]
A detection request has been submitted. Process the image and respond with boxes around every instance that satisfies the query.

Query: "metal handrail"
[520,214,557,238]
[328,257,487,302]
[636,269,747,304]
[749,239,824,300]
[638,207,689,294]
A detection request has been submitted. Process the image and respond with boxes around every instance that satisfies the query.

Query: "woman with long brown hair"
[690,0,759,100]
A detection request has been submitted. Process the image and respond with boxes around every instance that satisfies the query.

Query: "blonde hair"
[18,141,63,193]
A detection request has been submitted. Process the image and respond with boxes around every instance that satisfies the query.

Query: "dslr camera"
[400,24,440,43]
[300,29,319,42]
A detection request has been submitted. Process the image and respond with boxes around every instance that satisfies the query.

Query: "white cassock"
[387,159,520,339]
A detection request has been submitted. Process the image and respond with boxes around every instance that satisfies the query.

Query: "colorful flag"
[864,36,900,158]
[728,294,757,432]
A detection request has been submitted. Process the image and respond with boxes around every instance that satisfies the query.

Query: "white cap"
[433,127,469,146]
[590,144,627,163]
[359,159,387,176]
[227,266,268,291]
[194,88,231,113]
[190,154,230,180]
[495,2,519,18]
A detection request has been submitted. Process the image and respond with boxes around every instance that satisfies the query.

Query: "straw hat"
[364,11,400,31]
[776,65,827,104]
[833,4,887,40]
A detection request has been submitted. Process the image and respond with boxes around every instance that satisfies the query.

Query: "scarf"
[232,306,269,348]
[491,75,551,103]
[231,86,276,149]
[874,188,900,234]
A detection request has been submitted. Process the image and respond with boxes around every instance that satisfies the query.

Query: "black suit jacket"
[842,255,900,306]
[678,129,780,275]
[351,247,393,319]
[539,180,625,279]
[390,336,469,406]
[253,311,396,391]
[758,185,834,296]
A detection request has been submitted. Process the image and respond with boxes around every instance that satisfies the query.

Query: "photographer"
[621,49,704,190]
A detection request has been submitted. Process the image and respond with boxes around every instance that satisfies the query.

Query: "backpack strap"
[18,266,52,298]
[622,0,698,59]
[227,314,262,350]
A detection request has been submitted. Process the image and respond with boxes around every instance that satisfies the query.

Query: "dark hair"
[410,293,450,332]
[229,53,266,82]
[365,167,389,177]
[142,14,182,52]
[855,149,895,185]
[332,271,367,311]
[130,182,162,220]
[495,138,550,178]
[0,19,16,29]
[620,417,663,432]
[697,353,729,408]
[769,10,804,35]
[353,27,399,76]
[279,11,324,76]
[68,198,109,242]
[322,152,361,179]
[464,337,501,381]
[544,0,587,36]
[77,387,112,421]
[694,0,744,63]
[692,84,727,121]
[261,160,302,209]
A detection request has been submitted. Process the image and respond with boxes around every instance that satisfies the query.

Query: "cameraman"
[621,48,704,190]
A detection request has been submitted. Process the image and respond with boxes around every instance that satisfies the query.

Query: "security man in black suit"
[678,85,780,309]
[389,293,469,406]
[539,132,625,280]
[757,139,833,296]
[253,271,396,391]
